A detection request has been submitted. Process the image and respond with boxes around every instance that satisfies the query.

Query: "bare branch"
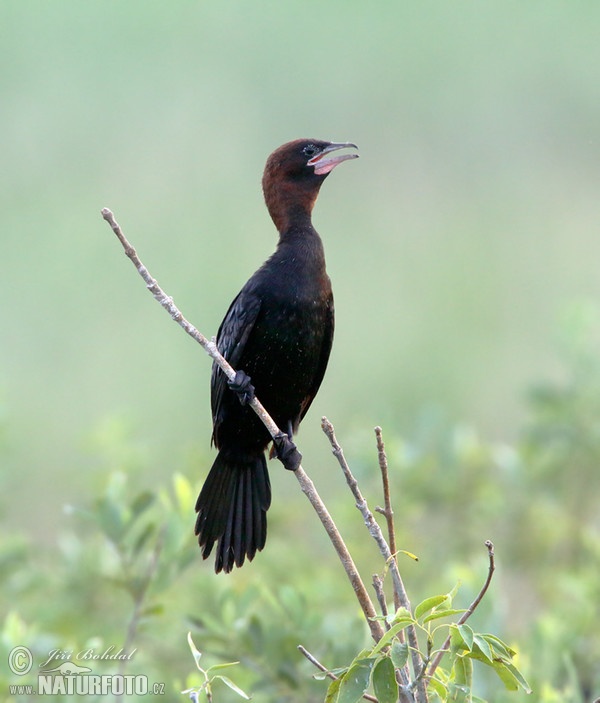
[371,574,390,628]
[100,207,384,643]
[297,646,378,703]
[374,426,400,611]
[426,541,496,681]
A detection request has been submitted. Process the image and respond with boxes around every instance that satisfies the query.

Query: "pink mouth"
[308,142,359,175]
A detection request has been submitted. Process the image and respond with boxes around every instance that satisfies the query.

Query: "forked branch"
[374,427,398,563]
[321,418,427,701]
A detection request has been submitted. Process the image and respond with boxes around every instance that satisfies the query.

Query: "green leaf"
[371,619,415,654]
[481,634,516,659]
[453,655,473,688]
[390,640,409,668]
[448,682,471,702]
[387,606,412,624]
[491,661,519,691]
[491,659,532,693]
[503,661,531,693]
[458,624,474,651]
[187,632,203,670]
[422,608,467,624]
[206,661,241,675]
[427,676,447,699]
[446,581,461,602]
[372,657,398,703]
[337,659,375,703]
[214,675,251,699]
[450,624,468,653]
[324,676,342,703]
[472,634,493,664]
[348,648,371,664]
[316,667,348,680]
[415,594,449,620]
[314,670,344,681]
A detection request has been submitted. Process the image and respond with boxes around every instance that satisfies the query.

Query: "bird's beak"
[308,142,359,176]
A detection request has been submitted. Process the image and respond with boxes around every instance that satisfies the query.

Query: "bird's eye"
[302,144,319,157]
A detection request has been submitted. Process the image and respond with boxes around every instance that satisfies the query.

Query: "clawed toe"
[228,370,255,406]
[273,433,302,471]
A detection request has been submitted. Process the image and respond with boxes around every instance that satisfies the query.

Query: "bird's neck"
[276,205,314,235]
[265,179,322,234]
[276,223,326,273]
[278,218,322,243]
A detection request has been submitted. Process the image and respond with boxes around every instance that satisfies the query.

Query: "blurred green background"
[2,2,600,702]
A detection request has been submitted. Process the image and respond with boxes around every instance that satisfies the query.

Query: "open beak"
[308,142,359,176]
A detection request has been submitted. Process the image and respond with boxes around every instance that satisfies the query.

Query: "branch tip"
[426,539,497,681]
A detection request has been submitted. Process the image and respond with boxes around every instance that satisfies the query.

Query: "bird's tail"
[195,450,271,573]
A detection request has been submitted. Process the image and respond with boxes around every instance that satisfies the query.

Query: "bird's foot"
[227,370,255,406]
[273,433,302,471]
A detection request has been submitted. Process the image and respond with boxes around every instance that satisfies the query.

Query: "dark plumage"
[195,139,358,572]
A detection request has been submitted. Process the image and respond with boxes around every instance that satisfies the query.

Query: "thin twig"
[373,428,408,649]
[321,419,408,602]
[321,418,427,702]
[297,646,378,703]
[426,540,496,681]
[374,426,400,612]
[410,655,431,694]
[374,427,397,563]
[100,207,384,644]
[372,574,390,627]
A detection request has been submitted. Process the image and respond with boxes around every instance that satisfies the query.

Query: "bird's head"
[262,139,358,233]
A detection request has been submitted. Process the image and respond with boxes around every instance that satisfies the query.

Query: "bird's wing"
[299,293,335,424]
[210,287,262,428]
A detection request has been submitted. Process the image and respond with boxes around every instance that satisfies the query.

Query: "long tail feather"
[195,451,271,573]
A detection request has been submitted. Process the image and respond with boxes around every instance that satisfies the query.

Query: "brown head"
[262,139,358,234]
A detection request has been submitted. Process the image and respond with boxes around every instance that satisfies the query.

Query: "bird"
[195,138,358,573]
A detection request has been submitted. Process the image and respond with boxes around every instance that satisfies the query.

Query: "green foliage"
[182,633,250,702]
[323,588,530,703]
